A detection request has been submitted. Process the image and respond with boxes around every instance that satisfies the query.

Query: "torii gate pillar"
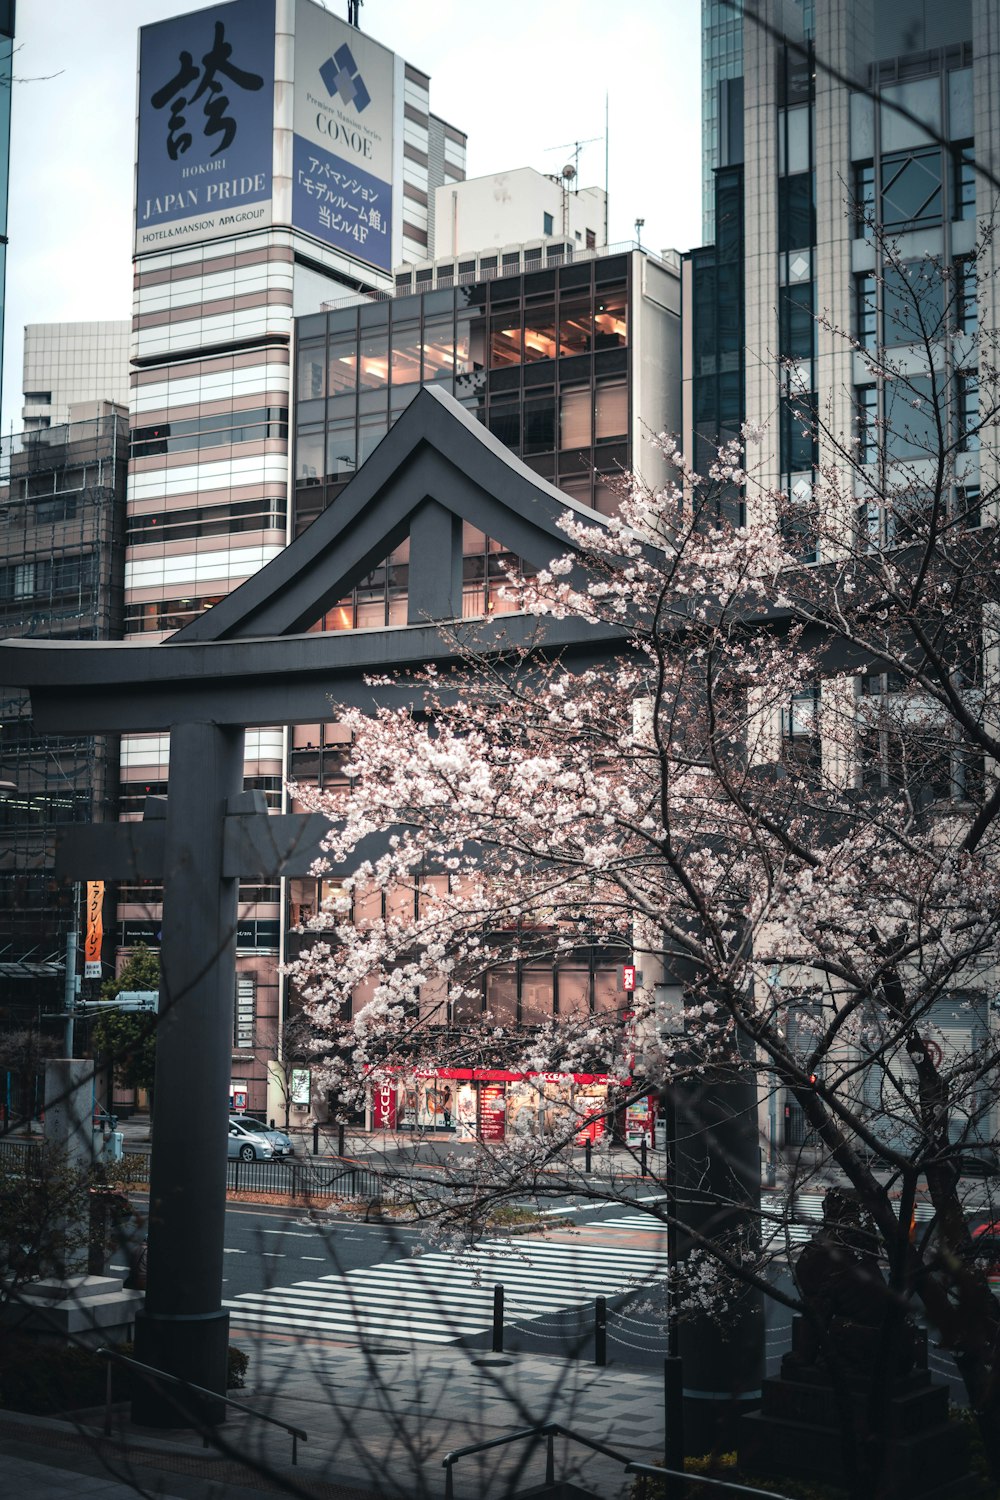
[131,721,244,1426]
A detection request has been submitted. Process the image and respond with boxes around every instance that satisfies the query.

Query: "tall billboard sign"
[292,0,394,272]
[136,0,275,252]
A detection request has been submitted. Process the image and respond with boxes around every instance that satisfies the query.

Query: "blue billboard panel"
[136,0,275,252]
[291,0,396,273]
[292,134,392,272]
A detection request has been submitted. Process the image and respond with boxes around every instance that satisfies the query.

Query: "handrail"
[627,1459,797,1499]
[441,1420,632,1500]
[97,1347,308,1464]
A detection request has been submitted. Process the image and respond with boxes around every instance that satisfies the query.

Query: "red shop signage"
[372,1078,397,1129]
[479,1082,506,1142]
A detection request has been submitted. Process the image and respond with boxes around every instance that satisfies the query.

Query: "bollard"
[312,1122,320,1156]
[595,1296,607,1366]
[338,1122,345,1157]
[640,1137,648,1176]
[585,1137,592,1174]
[492,1284,504,1353]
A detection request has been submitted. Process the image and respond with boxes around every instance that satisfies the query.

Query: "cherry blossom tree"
[285,226,1000,1493]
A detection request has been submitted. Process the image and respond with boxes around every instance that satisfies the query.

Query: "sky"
[1,0,703,439]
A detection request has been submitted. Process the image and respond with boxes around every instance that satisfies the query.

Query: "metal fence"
[0,1139,388,1206]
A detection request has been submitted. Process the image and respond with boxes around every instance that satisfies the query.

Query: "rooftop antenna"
[544,135,602,242]
[347,0,363,26]
[634,217,645,250]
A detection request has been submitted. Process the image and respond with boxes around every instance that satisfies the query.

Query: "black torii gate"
[1,387,641,1423]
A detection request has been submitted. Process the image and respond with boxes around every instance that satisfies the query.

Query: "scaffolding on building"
[0,409,128,1019]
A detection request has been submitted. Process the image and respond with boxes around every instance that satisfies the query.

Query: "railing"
[321,238,679,312]
[97,1347,307,1464]
[0,1138,388,1205]
[627,1460,796,1499]
[442,1420,632,1500]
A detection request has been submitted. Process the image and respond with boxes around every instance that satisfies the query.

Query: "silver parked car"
[227,1117,275,1161]
[228,1114,294,1159]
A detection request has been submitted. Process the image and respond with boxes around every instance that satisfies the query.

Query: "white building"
[22,321,130,430]
[432,166,606,265]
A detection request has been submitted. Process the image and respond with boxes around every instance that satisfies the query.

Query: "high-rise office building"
[119,0,465,1107]
[685,0,998,1144]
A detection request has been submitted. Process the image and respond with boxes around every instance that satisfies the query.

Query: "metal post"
[312,1122,320,1156]
[640,1136,648,1176]
[664,1082,685,1486]
[63,884,80,1058]
[546,1431,555,1486]
[585,1137,592,1173]
[595,1296,607,1366]
[104,1355,113,1437]
[338,1122,345,1156]
[492,1283,504,1353]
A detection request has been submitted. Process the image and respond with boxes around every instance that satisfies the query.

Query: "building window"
[854,273,877,351]
[955,256,978,335]
[559,385,591,450]
[780,390,817,474]
[952,142,975,221]
[856,384,878,465]
[779,282,814,360]
[559,298,593,356]
[593,287,627,348]
[852,160,874,234]
[594,381,627,444]
[778,172,814,251]
[882,261,943,347]
[880,147,942,229]
[586,228,596,249]
[490,311,522,367]
[523,304,557,362]
[958,371,979,451]
[522,393,556,455]
[543,211,554,236]
[884,374,937,461]
[781,686,821,771]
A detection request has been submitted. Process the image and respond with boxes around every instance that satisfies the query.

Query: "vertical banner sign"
[372,1078,397,1129]
[234,974,256,1049]
[292,0,394,270]
[621,964,637,992]
[84,881,104,979]
[136,0,275,252]
[479,1082,506,1142]
[290,1068,311,1106]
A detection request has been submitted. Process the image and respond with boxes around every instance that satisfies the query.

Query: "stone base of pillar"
[0,1274,143,1348]
[131,1306,230,1428]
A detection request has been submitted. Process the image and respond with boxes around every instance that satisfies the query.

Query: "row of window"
[127,497,286,547]
[0,554,96,602]
[118,776,282,816]
[854,258,977,350]
[297,291,628,406]
[131,407,289,460]
[856,373,978,465]
[296,378,629,489]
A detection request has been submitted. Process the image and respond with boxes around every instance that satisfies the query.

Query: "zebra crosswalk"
[224,1239,668,1346]
[585,1193,938,1250]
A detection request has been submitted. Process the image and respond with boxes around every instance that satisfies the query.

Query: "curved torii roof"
[174,383,613,643]
[0,383,626,735]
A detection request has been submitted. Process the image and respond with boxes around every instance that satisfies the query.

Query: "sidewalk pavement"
[0,1336,666,1500]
